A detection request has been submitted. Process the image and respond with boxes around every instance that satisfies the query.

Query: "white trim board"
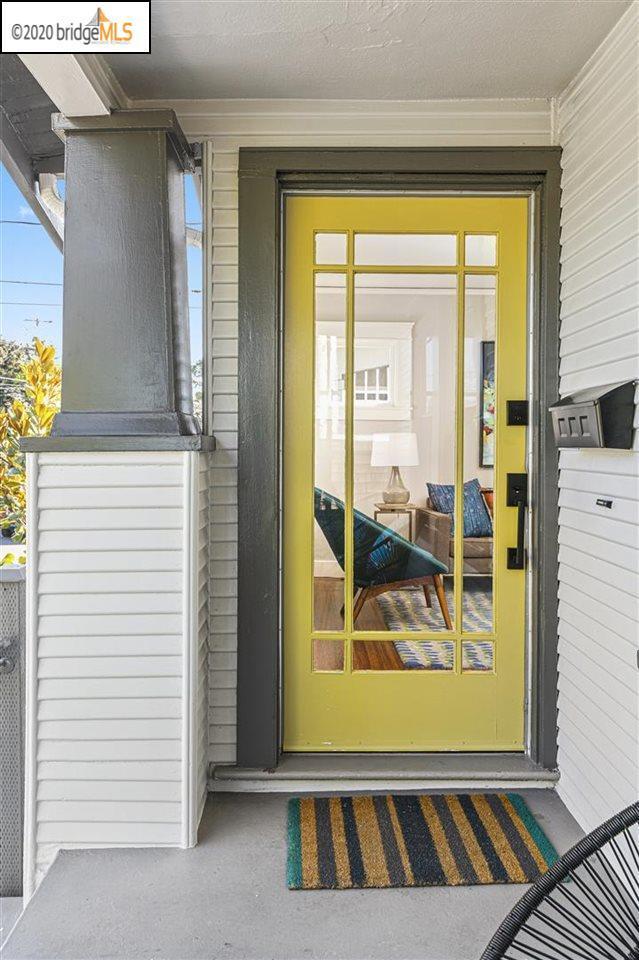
[130,97,553,145]
[19,54,128,116]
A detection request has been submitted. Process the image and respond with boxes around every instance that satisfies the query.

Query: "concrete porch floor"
[4,790,583,960]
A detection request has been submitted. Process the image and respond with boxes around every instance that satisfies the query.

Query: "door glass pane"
[315,232,347,265]
[462,274,495,633]
[313,273,347,632]
[465,234,497,267]
[355,234,456,266]
[352,273,457,632]
[353,640,455,671]
[313,639,344,672]
[462,640,493,672]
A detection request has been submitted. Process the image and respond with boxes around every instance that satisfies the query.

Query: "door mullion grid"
[314,234,501,673]
[453,235,465,673]
[344,230,355,673]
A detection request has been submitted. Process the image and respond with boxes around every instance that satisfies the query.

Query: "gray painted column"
[50,110,199,439]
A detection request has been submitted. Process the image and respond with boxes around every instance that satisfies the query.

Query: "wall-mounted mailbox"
[549,381,636,449]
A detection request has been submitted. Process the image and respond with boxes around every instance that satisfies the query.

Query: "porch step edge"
[210,755,559,793]
[209,775,559,793]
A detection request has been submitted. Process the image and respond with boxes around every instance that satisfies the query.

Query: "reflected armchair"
[314,488,452,628]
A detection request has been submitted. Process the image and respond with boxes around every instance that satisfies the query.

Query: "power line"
[1,279,62,286]
[1,302,203,308]
[1,282,202,294]
[0,220,42,226]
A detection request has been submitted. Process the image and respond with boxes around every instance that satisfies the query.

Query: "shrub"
[0,338,61,543]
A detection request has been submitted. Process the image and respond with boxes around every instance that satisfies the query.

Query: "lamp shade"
[370,432,419,467]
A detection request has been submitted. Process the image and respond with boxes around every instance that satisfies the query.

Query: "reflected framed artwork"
[480,340,495,467]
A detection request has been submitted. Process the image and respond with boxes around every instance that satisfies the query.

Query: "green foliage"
[0,338,61,543]
[0,338,33,407]
[192,359,203,425]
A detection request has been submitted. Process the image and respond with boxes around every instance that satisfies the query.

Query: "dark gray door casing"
[237,148,562,770]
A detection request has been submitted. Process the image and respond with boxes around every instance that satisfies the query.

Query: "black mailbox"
[549,381,636,449]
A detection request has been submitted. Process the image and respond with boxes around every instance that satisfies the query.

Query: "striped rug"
[287,793,558,889]
[377,579,492,634]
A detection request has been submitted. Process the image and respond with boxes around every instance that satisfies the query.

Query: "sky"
[0,164,203,365]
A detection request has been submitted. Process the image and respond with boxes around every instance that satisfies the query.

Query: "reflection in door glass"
[312,638,345,672]
[463,275,496,633]
[465,234,497,267]
[351,273,457,633]
[462,640,493,672]
[315,233,348,265]
[355,233,457,266]
[353,640,455,671]
[313,274,347,632]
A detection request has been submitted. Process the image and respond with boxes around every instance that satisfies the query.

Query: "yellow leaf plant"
[1,339,61,543]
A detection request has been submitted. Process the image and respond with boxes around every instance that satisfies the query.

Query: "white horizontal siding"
[25,451,207,895]
[555,2,639,834]
[196,453,210,824]
[207,140,239,766]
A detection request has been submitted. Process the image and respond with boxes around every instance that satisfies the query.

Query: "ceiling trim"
[129,96,552,145]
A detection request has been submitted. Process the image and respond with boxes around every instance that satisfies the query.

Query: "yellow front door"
[283,196,528,751]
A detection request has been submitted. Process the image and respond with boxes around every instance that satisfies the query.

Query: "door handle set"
[506,401,528,571]
[506,473,527,570]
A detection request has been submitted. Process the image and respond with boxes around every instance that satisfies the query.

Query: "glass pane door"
[284,195,529,751]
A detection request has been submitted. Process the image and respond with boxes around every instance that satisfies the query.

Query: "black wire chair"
[481,802,639,960]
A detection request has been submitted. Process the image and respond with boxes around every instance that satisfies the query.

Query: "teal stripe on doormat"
[506,792,559,868]
[287,796,303,889]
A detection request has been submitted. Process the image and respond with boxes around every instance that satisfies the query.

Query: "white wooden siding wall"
[196,453,210,820]
[208,140,239,765]
[203,105,553,767]
[555,2,639,832]
[25,451,206,893]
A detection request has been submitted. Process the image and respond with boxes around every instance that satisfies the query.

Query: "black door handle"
[506,473,527,570]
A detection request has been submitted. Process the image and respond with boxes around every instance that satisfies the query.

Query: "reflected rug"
[287,793,559,889]
[377,578,492,633]
[377,579,493,670]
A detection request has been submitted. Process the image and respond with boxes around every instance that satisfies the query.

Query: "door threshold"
[210,753,558,793]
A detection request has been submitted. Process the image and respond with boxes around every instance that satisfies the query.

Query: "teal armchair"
[314,488,452,628]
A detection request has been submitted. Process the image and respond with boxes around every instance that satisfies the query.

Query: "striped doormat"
[287,793,558,889]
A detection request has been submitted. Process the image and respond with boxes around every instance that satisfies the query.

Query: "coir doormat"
[287,793,558,889]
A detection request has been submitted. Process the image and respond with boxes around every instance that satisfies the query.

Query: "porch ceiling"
[105,0,631,101]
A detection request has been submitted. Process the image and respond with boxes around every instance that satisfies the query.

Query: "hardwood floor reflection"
[314,578,405,671]
[314,577,386,631]
[352,640,404,671]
